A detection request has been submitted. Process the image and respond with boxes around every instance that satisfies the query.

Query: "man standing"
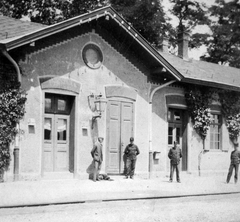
[226,142,240,184]
[91,137,104,182]
[124,137,140,179]
[168,141,182,183]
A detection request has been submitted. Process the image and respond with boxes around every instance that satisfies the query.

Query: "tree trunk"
[198,139,205,177]
[0,169,4,183]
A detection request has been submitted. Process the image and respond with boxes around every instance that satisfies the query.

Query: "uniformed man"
[91,137,104,182]
[168,141,182,183]
[124,137,140,179]
[226,142,240,184]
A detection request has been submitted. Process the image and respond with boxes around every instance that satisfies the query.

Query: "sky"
[162,0,237,60]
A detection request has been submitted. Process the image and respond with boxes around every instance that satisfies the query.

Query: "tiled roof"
[0,15,46,41]
[160,52,240,90]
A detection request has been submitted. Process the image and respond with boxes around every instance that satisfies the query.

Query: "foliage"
[185,86,240,142]
[225,115,240,141]
[0,0,109,25]
[192,108,212,140]
[219,90,240,141]
[170,0,209,32]
[185,85,213,140]
[0,83,26,171]
[111,0,173,49]
[169,0,210,49]
[201,0,240,68]
[0,0,172,49]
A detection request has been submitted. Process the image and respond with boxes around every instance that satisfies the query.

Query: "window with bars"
[210,114,222,150]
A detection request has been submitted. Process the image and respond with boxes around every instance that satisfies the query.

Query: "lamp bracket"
[92,113,101,129]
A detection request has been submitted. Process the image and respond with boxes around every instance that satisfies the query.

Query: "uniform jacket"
[168,147,182,165]
[230,150,240,164]
[124,144,140,160]
[91,141,103,163]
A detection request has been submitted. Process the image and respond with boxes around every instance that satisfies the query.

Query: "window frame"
[209,112,222,150]
[44,93,72,115]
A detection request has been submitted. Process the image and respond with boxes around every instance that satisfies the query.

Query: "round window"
[82,44,103,69]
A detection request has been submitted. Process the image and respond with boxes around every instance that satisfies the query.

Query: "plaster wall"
[188,119,232,176]
[151,85,233,177]
[151,85,185,176]
[15,31,150,180]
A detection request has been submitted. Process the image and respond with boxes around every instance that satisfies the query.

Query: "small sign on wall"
[28,118,36,134]
[153,151,161,160]
[82,121,89,136]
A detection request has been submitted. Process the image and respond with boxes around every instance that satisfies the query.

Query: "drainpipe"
[148,80,176,178]
[2,50,21,83]
[1,49,21,181]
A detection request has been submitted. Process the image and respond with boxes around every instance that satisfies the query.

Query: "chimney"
[160,37,169,53]
[178,32,190,60]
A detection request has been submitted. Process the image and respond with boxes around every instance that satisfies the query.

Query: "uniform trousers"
[170,163,180,182]
[126,158,137,177]
[227,163,239,183]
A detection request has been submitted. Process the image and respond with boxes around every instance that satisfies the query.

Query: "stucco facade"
[4,30,152,180]
[1,6,240,182]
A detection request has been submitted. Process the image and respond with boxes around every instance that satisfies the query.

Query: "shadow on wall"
[86,160,95,179]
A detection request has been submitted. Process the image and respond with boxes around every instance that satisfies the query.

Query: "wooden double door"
[44,114,69,172]
[43,93,74,173]
[106,100,134,174]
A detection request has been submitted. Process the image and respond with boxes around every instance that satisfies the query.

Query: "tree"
[62,0,109,21]
[0,0,172,49]
[0,0,109,25]
[111,0,173,49]
[169,0,210,49]
[0,0,31,19]
[200,0,240,68]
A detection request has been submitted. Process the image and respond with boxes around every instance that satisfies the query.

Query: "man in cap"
[168,141,182,183]
[124,137,140,179]
[91,137,104,182]
[226,142,240,184]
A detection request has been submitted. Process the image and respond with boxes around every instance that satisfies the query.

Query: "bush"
[0,83,26,172]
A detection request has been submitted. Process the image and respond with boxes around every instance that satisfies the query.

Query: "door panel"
[44,116,54,172]
[108,101,121,173]
[55,115,69,171]
[120,102,133,172]
[43,114,69,172]
[107,100,134,174]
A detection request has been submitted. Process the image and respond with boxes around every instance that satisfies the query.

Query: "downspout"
[148,80,176,178]
[1,49,21,181]
[2,50,21,83]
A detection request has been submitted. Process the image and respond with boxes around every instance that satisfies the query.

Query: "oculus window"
[82,44,103,69]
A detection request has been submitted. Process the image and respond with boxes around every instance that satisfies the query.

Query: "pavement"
[0,173,240,208]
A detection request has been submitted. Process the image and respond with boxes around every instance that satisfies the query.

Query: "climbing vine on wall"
[0,82,26,172]
[219,90,240,141]
[185,85,240,143]
[185,85,213,141]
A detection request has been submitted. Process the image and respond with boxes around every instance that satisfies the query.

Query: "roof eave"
[183,77,240,92]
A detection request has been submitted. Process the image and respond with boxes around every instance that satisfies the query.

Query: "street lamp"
[88,93,107,129]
